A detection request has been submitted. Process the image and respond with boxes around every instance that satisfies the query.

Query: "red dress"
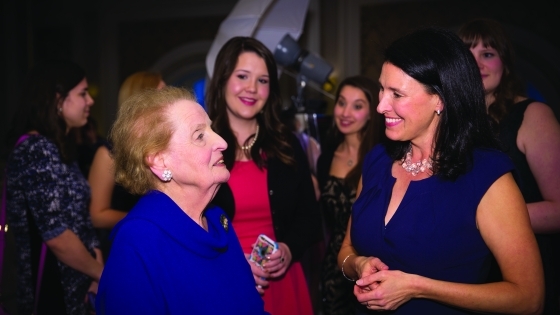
[229,160,314,315]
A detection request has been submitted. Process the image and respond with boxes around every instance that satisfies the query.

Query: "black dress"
[496,98,560,315]
[317,150,357,315]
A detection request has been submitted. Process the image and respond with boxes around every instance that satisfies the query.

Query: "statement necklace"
[400,146,433,176]
[241,125,259,151]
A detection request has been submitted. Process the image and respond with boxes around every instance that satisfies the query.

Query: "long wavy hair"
[457,18,525,124]
[323,75,384,189]
[206,36,295,169]
[5,60,86,163]
[384,27,500,180]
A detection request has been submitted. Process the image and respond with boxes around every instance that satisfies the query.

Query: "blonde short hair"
[118,71,163,108]
[110,86,196,195]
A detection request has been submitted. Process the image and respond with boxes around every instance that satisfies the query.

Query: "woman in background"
[89,71,166,232]
[317,75,383,315]
[459,18,560,314]
[5,60,103,315]
[207,36,322,315]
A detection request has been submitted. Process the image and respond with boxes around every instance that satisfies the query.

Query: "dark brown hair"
[325,75,384,189]
[6,60,86,163]
[457,18,525,123]
[206,36,295,169]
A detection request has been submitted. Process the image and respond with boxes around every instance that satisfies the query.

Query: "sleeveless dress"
[319,176,356,315]
[351,144,514,314]
[229,160,314,315]
[497,99,560,315]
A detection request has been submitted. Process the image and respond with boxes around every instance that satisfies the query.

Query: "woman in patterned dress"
[317,75,383,315]
[5,61,103,315]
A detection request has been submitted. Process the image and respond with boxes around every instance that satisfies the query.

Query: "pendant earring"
[162,169,173,182]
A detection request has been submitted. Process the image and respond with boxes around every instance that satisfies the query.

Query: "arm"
[353,173,544,314]
[88,146,127,228]
[337,177,389,282]
[518,101,560,233]
[45,229,104,281]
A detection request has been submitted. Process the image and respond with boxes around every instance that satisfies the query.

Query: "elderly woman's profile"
[96,86,268,314]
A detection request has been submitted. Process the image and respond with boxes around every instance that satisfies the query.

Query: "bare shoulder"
[524,100,557,118]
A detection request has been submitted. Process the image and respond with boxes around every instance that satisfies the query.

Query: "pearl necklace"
[400,146,433,176]
[241,125,259,151]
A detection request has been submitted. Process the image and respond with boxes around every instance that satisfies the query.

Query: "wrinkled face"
[162,100,229,190]
[225,52,270,122]
[377,62,441,144]
[60,78,94,130]
[469,41,504,98]
[334,85,370,136]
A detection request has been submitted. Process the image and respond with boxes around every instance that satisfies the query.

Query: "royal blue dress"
[96,190,268,315]
[351,144,514,314]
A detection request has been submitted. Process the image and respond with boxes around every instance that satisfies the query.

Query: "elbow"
[519,287,544,315]
[89,211,103,228]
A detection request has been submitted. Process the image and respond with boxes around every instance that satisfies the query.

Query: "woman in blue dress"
[338,27,544,314]
[96,87,268,314]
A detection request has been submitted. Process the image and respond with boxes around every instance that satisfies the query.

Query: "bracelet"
[341,254,356,282]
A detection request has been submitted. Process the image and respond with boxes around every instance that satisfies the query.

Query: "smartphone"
[249,234,278,266]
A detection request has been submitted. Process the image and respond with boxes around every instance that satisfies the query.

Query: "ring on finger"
[366,301,370,307]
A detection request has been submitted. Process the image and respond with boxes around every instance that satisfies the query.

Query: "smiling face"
[224,52,270,123]
[161,100,229,191]
[60,78,94,130]
[376,62,442,144]
[334,85,371,137]
[469,41,504,102]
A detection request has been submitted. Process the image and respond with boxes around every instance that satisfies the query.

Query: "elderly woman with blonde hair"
[96,86,268,314]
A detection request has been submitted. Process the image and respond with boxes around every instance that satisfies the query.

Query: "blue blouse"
[97,191,268,315]
[351,144,514,314]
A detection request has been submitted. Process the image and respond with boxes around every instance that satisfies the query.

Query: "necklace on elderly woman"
[400,146,433,176]
[241,125,259,151]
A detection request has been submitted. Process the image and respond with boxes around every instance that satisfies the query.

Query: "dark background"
[2,0,559,143]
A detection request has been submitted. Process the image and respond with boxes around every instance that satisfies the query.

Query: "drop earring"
[162,169,173,182]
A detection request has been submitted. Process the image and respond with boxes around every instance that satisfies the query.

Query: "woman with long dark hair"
[317,75,383,315]
[207,36,322,315]
[5,60,103,315]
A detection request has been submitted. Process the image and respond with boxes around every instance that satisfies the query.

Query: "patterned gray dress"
[6,135,99,315]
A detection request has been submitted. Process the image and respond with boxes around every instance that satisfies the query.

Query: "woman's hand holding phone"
[264,242,292,278]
